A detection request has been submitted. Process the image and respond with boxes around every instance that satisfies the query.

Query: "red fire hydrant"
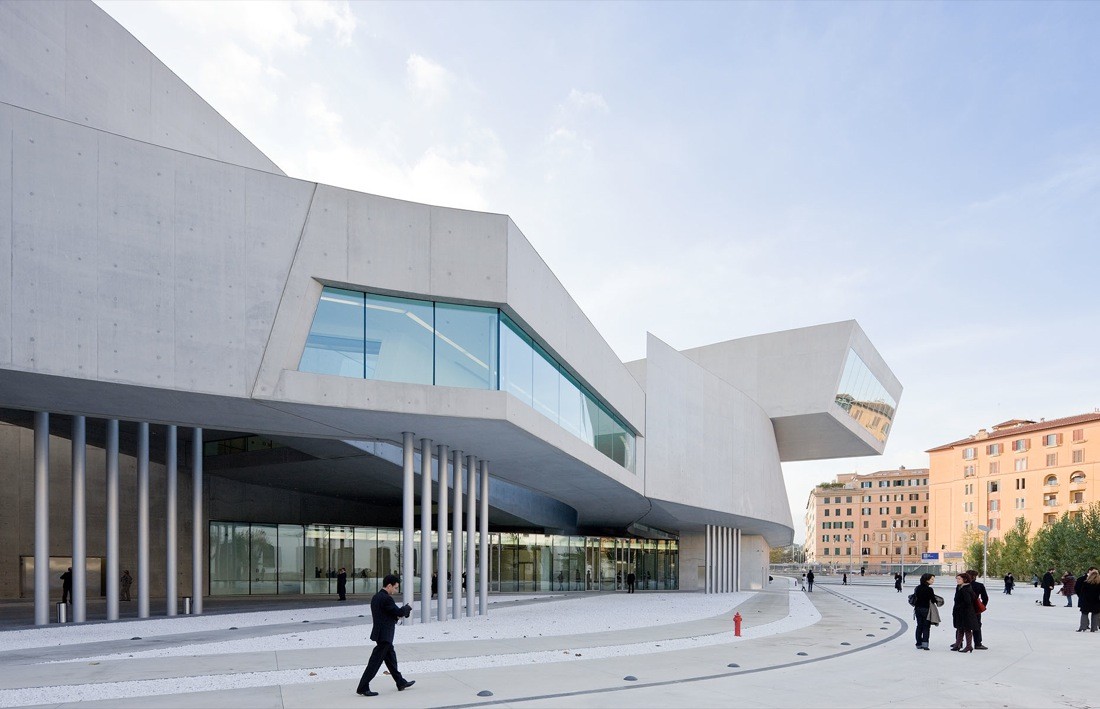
[733,612,742,637]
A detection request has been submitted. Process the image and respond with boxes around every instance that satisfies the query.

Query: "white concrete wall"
[0,1,282,175]
[739,534,769,591]
[678,530,706,592]
[643,334,792,533]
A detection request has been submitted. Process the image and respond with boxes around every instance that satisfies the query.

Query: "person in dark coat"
[1060,571,1076,607]
[911,573,942,650]
[1003,572,1014,595]
[60,568,73,604]
[336,567,347,601]
[355,574,414,696]
[1075,568,1100,632]
[894,573,903,592]
[950,573,977,652]
[1041,568,1056,606]
[966,570,989,649]
[806,569,815,592]
[626,571,636,593]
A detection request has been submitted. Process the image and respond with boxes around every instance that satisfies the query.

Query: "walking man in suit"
[336,567,347,601]
[60,568,73,604]
[355,574,414,697]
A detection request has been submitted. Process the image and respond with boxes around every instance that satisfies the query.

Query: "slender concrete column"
[34,411,50,626]
[71,416,87,622]
[419,438,432,624]
[165,425,177,616]
[478,460,489,615]
[191,427,203,615]
[401,432,415,617]
[451,450,463,620]
[704,525,711,594]
[465,455,476,617]
[137,422,150,618]
[435,444,448,621]
[105,420,120,621]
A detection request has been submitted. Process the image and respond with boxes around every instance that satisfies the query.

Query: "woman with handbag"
[951,573,978,652]
[911,573,943,650]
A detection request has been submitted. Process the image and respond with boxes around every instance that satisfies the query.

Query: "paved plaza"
[0,576,1093,708]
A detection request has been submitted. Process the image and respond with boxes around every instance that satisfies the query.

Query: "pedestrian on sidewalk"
[60,568,73,604]
[1075,568,1100,632]
[1061,571,1076,607]
[336,567,347,601]
[355,574,414,697]
[950,573,977,652]
[894,572,903,593]
[1041,568,1057,606]
[912,573,942,650]
[843,572,848,585]
[966,570,989,649]
[120,570,133,602]
[806,569,815,592]
[1003,572,1014,595]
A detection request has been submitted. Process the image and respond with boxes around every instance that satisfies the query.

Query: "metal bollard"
[57,602,68,624]
[183,596,192,615]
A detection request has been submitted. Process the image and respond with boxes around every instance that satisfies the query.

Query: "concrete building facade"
[804,468,929,572]
[928,413,1100,556]
[0,1,901,625]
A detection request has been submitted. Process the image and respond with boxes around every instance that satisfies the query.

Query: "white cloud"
[156,0,356,54]
[542,89,610,182]
[406,54,453,106]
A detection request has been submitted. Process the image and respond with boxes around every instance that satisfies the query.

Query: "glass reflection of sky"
[834,349,896,442]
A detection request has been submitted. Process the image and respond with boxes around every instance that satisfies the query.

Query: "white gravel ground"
[0,589,817,707]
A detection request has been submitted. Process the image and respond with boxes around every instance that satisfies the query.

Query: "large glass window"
[435,303,498,389]
[365,294,434,384]
[277,524,304,594]
[299,288,365,377]
[209,522,250,595]
[250,524,278,594]
[531,343,560,422]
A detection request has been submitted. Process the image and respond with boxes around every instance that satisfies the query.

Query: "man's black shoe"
[398,681,416,691]
[974,644,989,650]
[357,690,379,697]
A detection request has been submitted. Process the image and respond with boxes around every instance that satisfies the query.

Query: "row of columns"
[33,412,203,625]
[401,433,491,623]
[704,524,740,594]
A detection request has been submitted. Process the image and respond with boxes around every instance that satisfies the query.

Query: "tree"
[999,516,1032,578]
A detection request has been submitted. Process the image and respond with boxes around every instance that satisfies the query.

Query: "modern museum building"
[0,1,902,625]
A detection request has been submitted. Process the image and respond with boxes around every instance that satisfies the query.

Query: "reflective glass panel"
[365,294,434,384]
[435,303,498,389]
[558,372,583,438]
[209,522,251,595]
[531,343,559,423]
[304,525,331,594]
[499,315,533,406]
[353,527,378,595]
[250,524,278,594]
[277,525,304,594]
[299,288,365,377]
[835,349,897,443]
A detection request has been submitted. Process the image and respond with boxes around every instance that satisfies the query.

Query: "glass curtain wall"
[299,286,634,471]
[834,349,897,442]
[210,522,678,595]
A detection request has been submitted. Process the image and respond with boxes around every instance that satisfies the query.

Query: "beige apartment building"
[804,468,929,572]
[927,413,1100,556]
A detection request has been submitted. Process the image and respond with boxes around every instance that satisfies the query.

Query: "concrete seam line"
[440,587,909,709]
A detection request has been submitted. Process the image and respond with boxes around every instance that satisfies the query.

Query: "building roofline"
[926,412,1100,453]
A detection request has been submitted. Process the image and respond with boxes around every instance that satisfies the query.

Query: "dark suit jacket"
[1042,572,1056,589]
[370,589,410,643]
[971,579,989,607]
[336,572,347,592]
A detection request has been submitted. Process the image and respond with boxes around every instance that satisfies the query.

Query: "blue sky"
[98,1,1100,542]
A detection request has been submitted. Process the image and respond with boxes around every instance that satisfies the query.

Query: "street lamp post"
[977,523,991,580]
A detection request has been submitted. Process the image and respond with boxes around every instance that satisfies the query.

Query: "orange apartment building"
[804,468,930,572]
[927,412,1100,556]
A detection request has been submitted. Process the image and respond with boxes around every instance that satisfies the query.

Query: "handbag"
[928,602,941,625]
[974,595,986,613]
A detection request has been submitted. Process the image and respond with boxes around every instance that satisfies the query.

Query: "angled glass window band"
[834,349,896,442]
[435,303,498,389]
[300,288,635,471]
[364,293,434,385]
[299,287,365,378]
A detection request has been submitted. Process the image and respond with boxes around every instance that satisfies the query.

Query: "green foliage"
[1018,503,1100,577]
[999,517,1033,577]
[818,482,846,489]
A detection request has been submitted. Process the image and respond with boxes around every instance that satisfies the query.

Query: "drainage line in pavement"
[442,587,909,709]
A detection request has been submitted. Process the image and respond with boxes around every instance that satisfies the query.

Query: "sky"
[96,1,1100,543]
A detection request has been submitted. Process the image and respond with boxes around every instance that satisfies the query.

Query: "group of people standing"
[1039,565,1100,631]
[911,569,989,652]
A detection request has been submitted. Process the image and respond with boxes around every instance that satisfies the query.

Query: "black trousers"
[1043,587,1053,605]
[61,587,72,604]
[973,613,983,644]
[356,641,404,692]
